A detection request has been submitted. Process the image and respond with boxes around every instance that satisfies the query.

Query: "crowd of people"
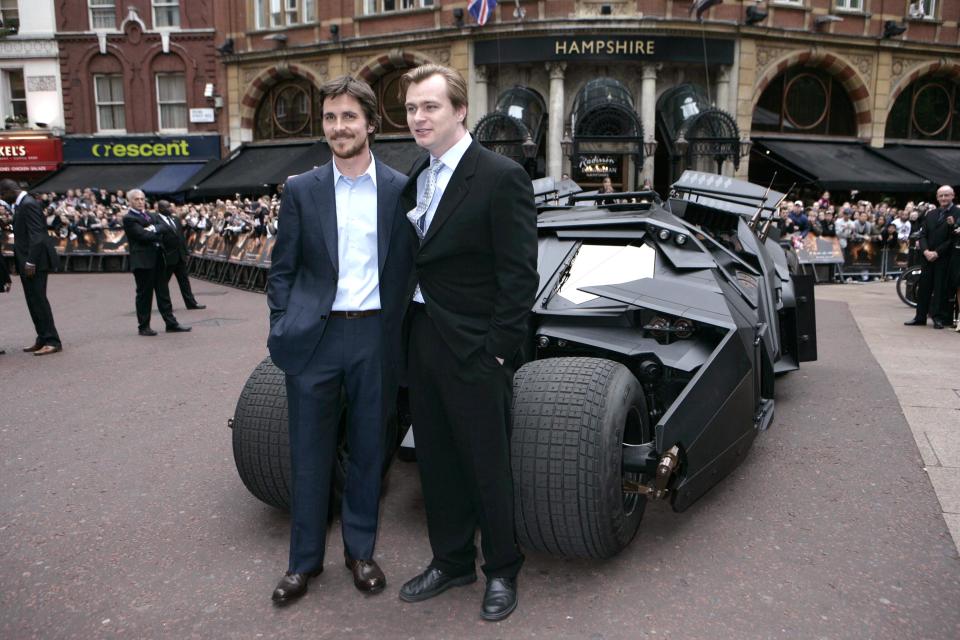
[0,187,281,248]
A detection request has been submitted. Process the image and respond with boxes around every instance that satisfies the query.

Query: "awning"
[189,140,330,198]
[754,139,932,192]
[30,163,165,193]
[371,138,422,174]
[870,145,960,189]
[140,162,208,195]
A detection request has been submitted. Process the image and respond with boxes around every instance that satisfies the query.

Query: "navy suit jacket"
[267,157,414,380]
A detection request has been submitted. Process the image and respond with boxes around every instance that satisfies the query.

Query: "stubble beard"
[330,134,368,161]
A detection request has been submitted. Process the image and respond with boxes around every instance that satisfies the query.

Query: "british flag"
[468,0,496,26]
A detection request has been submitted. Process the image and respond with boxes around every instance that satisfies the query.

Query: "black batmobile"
[229,171,817,559]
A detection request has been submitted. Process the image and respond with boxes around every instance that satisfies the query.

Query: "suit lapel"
[376,160,396,276]
[309,163,339,273]
[421,142,479,248]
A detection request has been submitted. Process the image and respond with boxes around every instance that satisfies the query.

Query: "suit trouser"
[285,315,384,573]
[171,259,199,307]
[133,259,177,330]
[915,257,950,322]
[20,271,61,348]
[407,304,524,579]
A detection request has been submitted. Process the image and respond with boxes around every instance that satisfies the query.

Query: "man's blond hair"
[399,64,469,115]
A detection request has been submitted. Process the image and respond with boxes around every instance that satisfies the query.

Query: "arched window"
[254,77,322,140]
[752,67,856,136]
[886,76,960,142]
[372,68,412,135]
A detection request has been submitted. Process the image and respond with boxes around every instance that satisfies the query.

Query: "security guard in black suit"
[0,179,62,355]
[906,185,956,329]
[156,201,205,310]
[121,189,190,336]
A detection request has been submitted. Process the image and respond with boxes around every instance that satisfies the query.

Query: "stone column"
[640,63,659,184]
[716,65,731,113]
[546,62,566,181]
[470,65,489,130]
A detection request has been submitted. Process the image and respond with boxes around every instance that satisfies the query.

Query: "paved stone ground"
[1,274,958,639]
[816,280,960,554]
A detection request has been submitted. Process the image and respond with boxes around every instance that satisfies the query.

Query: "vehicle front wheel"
[510,357,651,559]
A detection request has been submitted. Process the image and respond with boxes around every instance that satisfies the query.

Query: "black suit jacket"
[122,209,162,270]
[267,157,415,378]
[919,204,957,258]
[401,140,539,365]
[154,213,183,267]
[12,193,59,273]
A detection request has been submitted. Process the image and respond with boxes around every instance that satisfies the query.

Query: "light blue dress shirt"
[331,154,380,311]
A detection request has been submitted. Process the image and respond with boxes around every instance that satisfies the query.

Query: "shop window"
[254,78,323,140]
[94,74,125,132]
[3,69,25,121]
[156,73,187,131]
[751,67,857,137]
[89,0,116,30]
[152,0,180,28]
[373,68,412,134]
[886,77,960,142]
[364,0,434,15]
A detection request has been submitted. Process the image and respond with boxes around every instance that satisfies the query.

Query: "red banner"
[0,137,63,173]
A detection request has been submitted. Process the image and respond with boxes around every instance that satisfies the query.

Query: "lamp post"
[521,134,538,178]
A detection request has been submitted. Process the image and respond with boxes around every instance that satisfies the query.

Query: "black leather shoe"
[933,319,944,329]
[481,577,517,621]
[345,557,386,594]
[904,319,926,326]
[165,324,192,333]
[272,570,322,606]
[398,567,476,603]
[23,344,42,352]
[186,304,206,310]
[138,328,158,336]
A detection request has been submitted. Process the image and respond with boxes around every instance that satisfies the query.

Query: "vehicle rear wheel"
[511,357,651,559]
[896,265,922,308]
[231,357,401,511]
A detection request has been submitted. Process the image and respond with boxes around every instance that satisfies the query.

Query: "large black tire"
[231,356,403,511]
[511,357,650,559]
[896,265,922,308]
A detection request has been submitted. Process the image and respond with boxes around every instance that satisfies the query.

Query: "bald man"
[906,186,956,329]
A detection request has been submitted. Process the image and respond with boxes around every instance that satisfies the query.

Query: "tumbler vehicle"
[230,171,818,559]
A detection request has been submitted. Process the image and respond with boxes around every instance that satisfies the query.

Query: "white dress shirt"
[331,153,380,311]
[412,132,473,304]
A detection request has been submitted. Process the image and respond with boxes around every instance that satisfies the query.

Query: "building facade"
[40,0,228,193]
[211,0,958,197]
[0,0,65,184]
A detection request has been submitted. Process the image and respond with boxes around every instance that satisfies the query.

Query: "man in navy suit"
[266,76,414,605]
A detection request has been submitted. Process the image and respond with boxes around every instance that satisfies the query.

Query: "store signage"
[577,154,618,177]
[189,108,216,123]
[63,135,221,163]
[0,137,63,173]
[475,36,735,65]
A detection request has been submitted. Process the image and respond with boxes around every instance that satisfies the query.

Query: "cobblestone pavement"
[1,274,958,640]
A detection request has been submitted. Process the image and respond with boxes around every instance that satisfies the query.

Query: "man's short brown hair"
[318,75,381,137]
[399,64,469,114]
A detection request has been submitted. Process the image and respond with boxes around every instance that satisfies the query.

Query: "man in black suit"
[0,179,62,355]
[397,65,538,621]
[122,189,190,336]
[266,76,414,606]
[155,201,205,310]
[0,230,10,354]
[906,185,956,329]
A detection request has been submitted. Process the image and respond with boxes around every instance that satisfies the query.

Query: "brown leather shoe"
[33,345,62,356]
[271,569,322,606]
[23,344,42,352]
[345,557,386,594]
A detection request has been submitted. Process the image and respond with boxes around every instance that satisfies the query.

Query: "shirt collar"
[332,151,377,186]
[15,191,27,206]
[432,131,472,172]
